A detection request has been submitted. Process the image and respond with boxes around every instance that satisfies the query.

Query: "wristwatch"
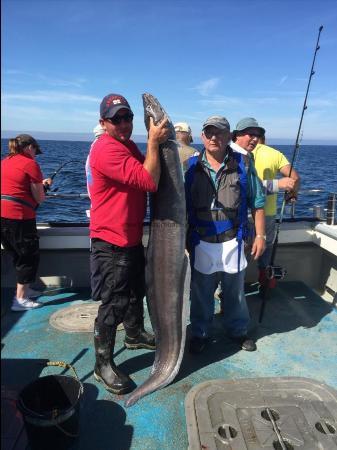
[256,234,266,240]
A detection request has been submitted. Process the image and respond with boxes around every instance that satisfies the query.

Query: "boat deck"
[1,281,337,450]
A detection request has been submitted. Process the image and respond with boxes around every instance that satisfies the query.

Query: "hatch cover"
[185,377,337,449]
[49,303,124,333]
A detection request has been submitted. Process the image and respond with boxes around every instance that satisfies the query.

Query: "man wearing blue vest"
[185,116,266,354]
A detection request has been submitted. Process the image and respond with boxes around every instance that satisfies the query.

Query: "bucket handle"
[46,360,84,395]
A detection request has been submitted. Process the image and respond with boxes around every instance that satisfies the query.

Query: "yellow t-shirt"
[252,144,289,216]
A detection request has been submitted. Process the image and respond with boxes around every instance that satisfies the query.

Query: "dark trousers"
[1,218,40,284]
[90,238,146,330]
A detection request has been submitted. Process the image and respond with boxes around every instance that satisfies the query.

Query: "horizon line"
[1,130,337,145]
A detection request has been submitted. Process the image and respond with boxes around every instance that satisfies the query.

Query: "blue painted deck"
[1,281,337,450]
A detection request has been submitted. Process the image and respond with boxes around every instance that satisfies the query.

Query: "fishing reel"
[266,265,287,281]
[43,184,59,193]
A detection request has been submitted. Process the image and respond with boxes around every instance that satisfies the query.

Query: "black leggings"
[1,218,40,284]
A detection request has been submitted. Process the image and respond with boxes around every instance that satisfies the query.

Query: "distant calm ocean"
[1,139,336,223]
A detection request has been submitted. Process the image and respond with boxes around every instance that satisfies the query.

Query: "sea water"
[1,139,336,223]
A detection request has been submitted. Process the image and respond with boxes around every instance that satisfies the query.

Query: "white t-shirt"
[230,141,249,156]
[194,238,247,274]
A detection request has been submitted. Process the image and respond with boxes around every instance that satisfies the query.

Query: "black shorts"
[90,238,146,329]
[1,218,40,284]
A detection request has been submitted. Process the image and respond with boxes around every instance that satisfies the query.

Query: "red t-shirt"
[89,134,156,247]
[1,153,43,220]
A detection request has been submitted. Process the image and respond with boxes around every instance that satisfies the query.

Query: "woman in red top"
[1,134,52,311]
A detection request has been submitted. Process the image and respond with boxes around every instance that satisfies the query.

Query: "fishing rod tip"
[319,25,323,31]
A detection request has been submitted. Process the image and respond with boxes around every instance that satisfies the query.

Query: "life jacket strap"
[1,195,38,211]
[192,217,234,237]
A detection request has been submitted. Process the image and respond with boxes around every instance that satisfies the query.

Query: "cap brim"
[234,126,265,135]
[108,105,132,119]
[202,123,228,131]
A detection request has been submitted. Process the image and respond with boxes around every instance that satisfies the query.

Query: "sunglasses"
[237,130,262,138]
[203,129,225,139]
[247,132,262,138]
[106,112,134,125]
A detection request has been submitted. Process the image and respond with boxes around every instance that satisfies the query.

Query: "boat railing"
[46,193,90,199]
[279,189,336,221]
[45,189,337,223]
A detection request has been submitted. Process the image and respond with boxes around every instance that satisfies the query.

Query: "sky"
[1,0,337,143]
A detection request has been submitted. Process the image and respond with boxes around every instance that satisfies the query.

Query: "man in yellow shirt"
[232,118,300,290]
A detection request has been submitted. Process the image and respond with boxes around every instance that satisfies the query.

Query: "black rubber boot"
[94,321,133,394]
[124,326,156,350]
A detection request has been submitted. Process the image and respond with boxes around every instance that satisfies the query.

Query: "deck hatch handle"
[217,424,238,440]
[315,420,336,435]
[261,408,280,421]
[263,408,290,450]
[273,441,294,450]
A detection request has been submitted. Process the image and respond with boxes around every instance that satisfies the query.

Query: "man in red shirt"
[89,93,169,394]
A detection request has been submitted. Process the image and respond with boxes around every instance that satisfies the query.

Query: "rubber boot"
[124,325,156,350]
[93,321,133,394]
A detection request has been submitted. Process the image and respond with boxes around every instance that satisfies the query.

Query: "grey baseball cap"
[202,116,230,131]
[234,117,265,135]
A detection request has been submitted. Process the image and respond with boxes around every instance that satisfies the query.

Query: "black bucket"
[17,361,83,450]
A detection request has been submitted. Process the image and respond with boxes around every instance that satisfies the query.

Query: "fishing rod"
[258,25,324,324]
[49,159,83,181]
[45,159,83,192]
[46,193,89,199]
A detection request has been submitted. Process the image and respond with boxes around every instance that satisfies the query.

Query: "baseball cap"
[174,122,193,142]
[15,134,42,154]
[234,117,265,135]
[202,116,230,132]
[100,93,132,119]
[174,122,192,133]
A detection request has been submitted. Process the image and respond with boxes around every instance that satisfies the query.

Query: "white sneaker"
[26,287,43,298]
[11,297,42,312]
